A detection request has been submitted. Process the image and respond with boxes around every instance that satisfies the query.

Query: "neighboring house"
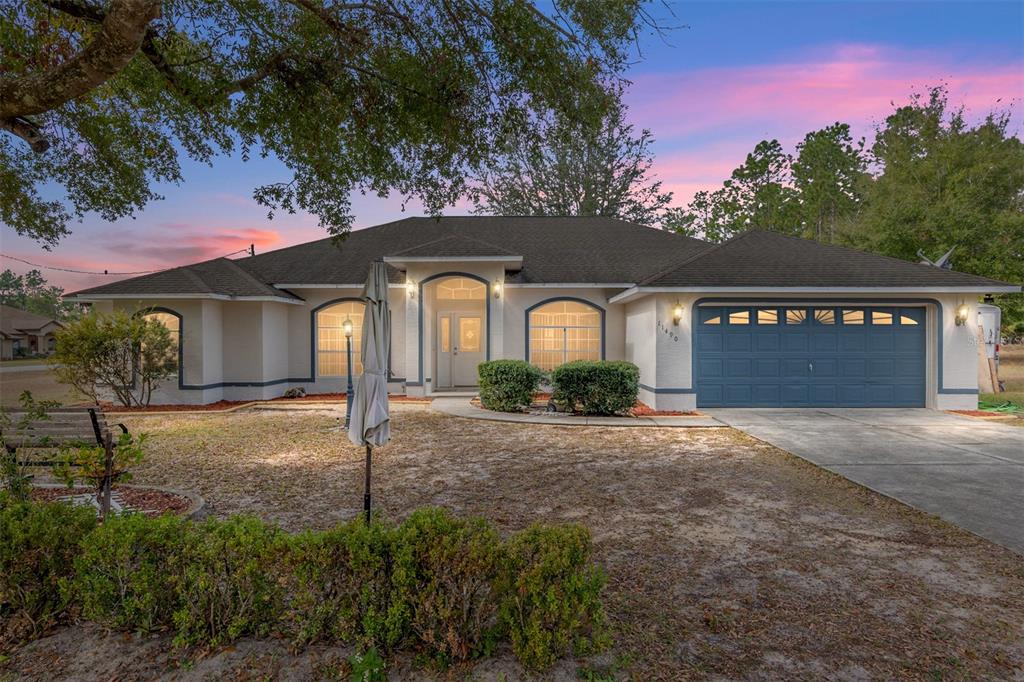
[0,304,63,360]
[67,217,1020,410]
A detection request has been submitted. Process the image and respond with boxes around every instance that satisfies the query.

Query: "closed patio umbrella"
[348,259,391,521]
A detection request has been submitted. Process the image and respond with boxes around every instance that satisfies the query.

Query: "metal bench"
[2,406,129,462]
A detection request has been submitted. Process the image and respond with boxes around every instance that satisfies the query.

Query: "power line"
[1,246,254,276]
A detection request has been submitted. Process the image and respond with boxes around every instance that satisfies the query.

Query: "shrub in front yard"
[286,518,409,650]
[477,360,545,412]
[497,523,608,669]
[1,503,609,671]
[393,508,503,664]
[72,513,186,632]
[550,361,639,415]
[172,515,286,648]
[0,499,96,638]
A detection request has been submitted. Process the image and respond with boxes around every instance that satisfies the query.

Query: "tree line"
[474,86,1023,332]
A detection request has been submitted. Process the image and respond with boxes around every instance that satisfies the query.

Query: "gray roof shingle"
[71,257,300,300]
[640,230,1016,289]
[70,219,1017,299]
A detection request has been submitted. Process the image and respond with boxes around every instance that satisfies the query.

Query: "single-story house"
[67,216,1020,410]
[0,304,63,360]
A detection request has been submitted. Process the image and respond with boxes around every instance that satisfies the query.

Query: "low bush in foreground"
[0,497,97,638]
[551,361,639,415]
[0,502,607,671]
[477,360,545,412]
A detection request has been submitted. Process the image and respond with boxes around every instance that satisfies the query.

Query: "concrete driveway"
[707,408,1024,554]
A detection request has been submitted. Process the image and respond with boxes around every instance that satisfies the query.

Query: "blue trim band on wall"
[523,296,606,364]
[639,383,696,395]
[417,272,491,386]
[689,296,970,397]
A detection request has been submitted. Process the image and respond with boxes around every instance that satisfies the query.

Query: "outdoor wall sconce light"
[672,302,684,326]
[406,280,416,299]
[954,302,970,326]
[493,281,502,299]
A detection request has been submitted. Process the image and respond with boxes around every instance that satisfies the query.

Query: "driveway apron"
[706,408,1024,554]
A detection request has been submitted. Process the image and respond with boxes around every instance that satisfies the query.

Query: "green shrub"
[498,524,608,670]
[0,500,97,637]
[393,508,502,664]
[550,361,639,415]
[172,515,285,648]
[477,360,544,412]
[72,513,186,632]
[286,519,409,650]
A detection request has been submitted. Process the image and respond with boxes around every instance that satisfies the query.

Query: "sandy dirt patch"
[6,405,1023,680]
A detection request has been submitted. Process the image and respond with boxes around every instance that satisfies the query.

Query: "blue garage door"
[695,306,926,407]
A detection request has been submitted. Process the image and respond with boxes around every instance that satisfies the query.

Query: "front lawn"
[8,405,1024,680]
[980,343,1024,425]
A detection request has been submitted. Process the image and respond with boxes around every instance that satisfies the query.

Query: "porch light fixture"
[342,318,353,338]
[954,302,970,326]
[672,302,684,326]
[493,281,502,299]
[406,280,416,299]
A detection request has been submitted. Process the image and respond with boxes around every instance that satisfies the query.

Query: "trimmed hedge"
[477,360,544,412]
[0,497,97,638]
[0,503,608,671]
[550,361,639,415]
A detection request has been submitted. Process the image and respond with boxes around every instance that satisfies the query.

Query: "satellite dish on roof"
[917,246,955,270]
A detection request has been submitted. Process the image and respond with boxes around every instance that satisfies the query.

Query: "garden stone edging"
[33,482,208,520]
[431,397,725,427]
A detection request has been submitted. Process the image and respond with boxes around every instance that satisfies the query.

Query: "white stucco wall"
[85,285,987,409]
[622,292,982,411]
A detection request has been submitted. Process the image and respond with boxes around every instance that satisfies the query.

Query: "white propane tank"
[977,303,1002,371]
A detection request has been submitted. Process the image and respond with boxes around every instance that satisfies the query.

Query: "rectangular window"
[757,309,778,325]
[440,317,450,353]
[728,310,749,325]
[842,309,864,325]
[872,310,893,325]
[813,309,835,325]
[786,309,807,324]
[459,316,481,352]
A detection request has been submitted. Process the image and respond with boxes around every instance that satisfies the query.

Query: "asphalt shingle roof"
[70,219,1017,299]
[71,257,300,299]
[0,305,62,335]
[640,230,1015,288]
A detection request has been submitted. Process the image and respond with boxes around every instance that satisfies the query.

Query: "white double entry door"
[435,312,484,389]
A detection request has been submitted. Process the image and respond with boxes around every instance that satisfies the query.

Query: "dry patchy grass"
[11,405,1024,680]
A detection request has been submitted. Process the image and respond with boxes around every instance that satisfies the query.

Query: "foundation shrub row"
[0,497,607,670]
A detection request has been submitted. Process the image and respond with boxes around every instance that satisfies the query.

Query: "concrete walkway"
[707,408,1024,554]
[431,397,724,427]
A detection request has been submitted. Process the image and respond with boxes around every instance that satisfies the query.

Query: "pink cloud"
[632,43,1023,204]
[631,43,1022,140]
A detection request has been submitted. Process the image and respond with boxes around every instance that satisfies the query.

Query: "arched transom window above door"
[435,277,485,300]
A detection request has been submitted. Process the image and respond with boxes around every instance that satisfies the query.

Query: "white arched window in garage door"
[317,301,365,377]
[527,300,603,371]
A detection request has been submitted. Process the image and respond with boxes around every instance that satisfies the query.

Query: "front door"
[436,312,484,389]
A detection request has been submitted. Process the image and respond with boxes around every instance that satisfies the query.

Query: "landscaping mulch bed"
[474,396,699,417]
[101,393,432,413]
[30,485,191,516]
[7,408,1024,680]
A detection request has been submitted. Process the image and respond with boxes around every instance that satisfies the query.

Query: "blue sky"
[2,1,1021,291]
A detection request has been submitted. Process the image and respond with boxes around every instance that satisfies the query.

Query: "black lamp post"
[343,317,354,429]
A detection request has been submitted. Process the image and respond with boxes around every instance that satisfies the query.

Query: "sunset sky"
[2,0,1022,293]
